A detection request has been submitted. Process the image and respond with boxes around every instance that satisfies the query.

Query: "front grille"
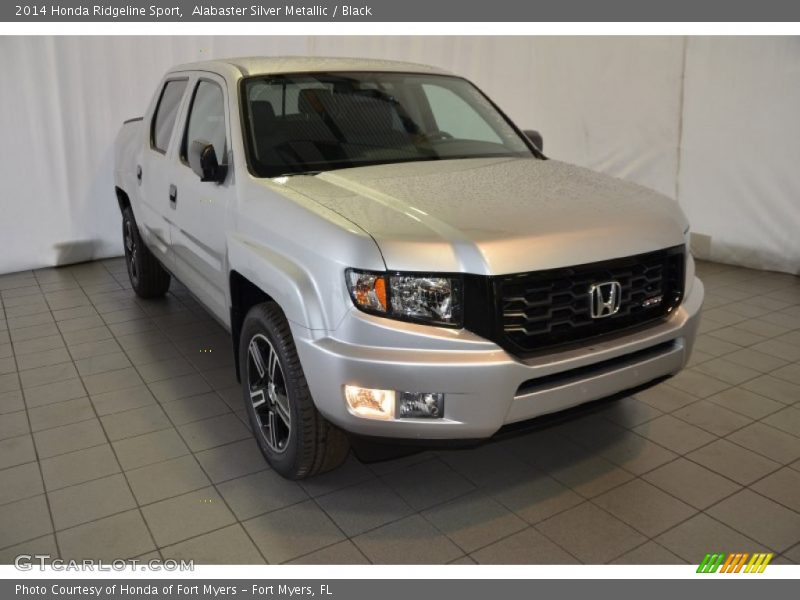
[493,246,685,355]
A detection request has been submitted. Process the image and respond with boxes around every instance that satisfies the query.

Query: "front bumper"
[294,276,704,440]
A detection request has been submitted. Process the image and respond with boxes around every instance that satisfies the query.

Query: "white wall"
[1,36,798,275]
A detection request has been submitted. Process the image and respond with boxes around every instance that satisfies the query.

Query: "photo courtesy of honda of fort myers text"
[0,0,799,597]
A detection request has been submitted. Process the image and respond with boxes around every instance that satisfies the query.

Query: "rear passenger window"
[151,79,187,153]
[181,80,227,162]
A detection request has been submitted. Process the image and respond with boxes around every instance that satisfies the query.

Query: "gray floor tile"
[724,348,790,373]
[642,457,741,509]
[23,378,87,408]
[317,479,413,538]
[113,428,190,471]
[299,455,375,497]
[82,366,144,396]
[126,455,211,505]
[90,385,156,416]
[687,439,781,485]
[67,338,122,361]
[33,418,106,459]
[10,323,60,344]
[535,502,646,564]
[244,499,346,564]
[383,458,475,510]
[611,541,687,564]
[0,390,24,414]
[161,524,265,564]
[0,534,59,564]
[149,373,212,403]
[741,375,800,405]
[0,494,53,549]
[288,540,369,565]
[635,384,698,412]
[597,432,679,475]
[772,362,800,386]
[708,388,786,419]
[40,444,120,491]
[141,487,236,547]
[218,469,308,520]
[0,462,44,506]
[178,413,250,452]
[437,444,530,487]
[489,469,584,524]
[161,392,230,425]
[672,400,752,437]
[19,361,79,389]
[472,527,578,564]
[14,347,71,372]
[0,434,36,470]
[52,305,98,322]
[751,467,800,513]
[761,406,800,438]
[101,404,172,441]
[193,438,267,484]
[352,514,462,565]
[48,473,136,530]
[596,396,662,428]
[28,397,94,432]
[656,513,767,563]
[633,415,717,455]
[0,372,20,393]
[667,369,731,398]
[57,509,155,560]
[422,491,527,553]
[74,352,132,378]
[548,454,634,498]
[0,411,29,440]
[136,357,197,384]
[592,479,697,537]
[727,422,800,464]
[694,358,762,386]
[707,489,800,553]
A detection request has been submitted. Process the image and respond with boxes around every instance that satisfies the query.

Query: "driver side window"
[181,80,227,163]
[422,83,502,143]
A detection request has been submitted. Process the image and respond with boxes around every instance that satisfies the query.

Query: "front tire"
[240,302,350,479]
[122,206,171,298]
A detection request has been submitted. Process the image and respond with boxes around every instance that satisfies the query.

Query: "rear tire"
[240,302,350,479]
[122,206,171,298]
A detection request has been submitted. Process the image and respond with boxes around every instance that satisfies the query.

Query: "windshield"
[241,72,535,177]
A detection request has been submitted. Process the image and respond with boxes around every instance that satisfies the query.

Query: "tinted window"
[242,72,533,177]
[151,79,187,153]
[182,80,227,162]
[422,84,502,144]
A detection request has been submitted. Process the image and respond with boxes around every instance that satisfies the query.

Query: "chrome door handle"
[169,184,177,208]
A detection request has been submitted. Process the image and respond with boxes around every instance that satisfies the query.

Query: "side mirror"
[523,129,544,152]
[188,140,227,183]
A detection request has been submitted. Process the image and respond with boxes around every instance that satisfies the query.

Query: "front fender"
[228,233,330,331]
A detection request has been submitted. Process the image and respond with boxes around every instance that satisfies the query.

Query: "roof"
[170,56,452,78]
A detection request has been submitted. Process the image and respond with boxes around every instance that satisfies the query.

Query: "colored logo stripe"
[697,552,773,573]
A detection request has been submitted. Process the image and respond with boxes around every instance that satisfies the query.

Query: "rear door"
[168,72,234,323]
[138,77,189,269]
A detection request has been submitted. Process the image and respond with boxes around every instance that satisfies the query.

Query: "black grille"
[490,246,685,356]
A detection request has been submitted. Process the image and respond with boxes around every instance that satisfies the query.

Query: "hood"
[274,157,688,275]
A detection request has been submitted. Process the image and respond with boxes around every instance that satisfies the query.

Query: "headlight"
[345,269,462,327]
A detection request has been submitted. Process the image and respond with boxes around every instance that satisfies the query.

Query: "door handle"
[169,184,177,208]
[136,165,143,184]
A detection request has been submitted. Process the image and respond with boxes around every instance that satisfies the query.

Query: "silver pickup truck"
[113,56,704,479]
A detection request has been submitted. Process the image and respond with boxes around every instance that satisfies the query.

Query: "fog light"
[398,392,444,419]
[344,385,395,420]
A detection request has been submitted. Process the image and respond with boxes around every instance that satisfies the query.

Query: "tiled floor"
[1,258,799,565]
